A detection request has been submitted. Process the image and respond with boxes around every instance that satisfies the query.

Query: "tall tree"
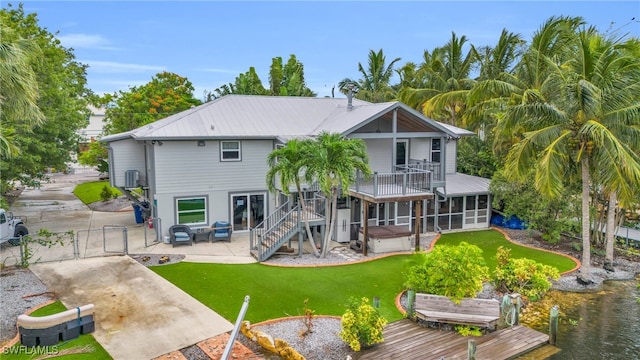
[305,132,371,257]
[1,4,91,189]
[102,71,201,134]
[354,49,401,103]
[399,33,478,126]
[207,54,315,100]
[266,139,320,257]
[495,17,640,283]
[0,26,44,158]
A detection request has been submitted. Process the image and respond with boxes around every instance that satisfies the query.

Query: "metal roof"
[436,173,490,196]
[100,95,473,142]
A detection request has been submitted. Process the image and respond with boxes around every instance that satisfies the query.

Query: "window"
[176,197,207,225]
[221,141,241,161]
[431,139,441,163]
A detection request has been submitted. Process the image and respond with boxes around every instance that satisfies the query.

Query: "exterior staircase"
[250,197,325,262]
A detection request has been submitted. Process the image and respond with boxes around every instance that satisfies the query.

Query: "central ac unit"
[125,170,140,188]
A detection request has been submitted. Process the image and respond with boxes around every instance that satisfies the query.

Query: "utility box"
[124,170,139,189]
[334,208,351,243]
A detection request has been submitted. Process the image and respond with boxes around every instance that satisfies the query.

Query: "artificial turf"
[434,229,577,273]
[3,301,111,360]
[151,230,577,324]
[151,254,413,323]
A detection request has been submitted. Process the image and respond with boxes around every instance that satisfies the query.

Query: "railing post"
[549,305,559,346]
[356,170,360,192]
[467,339,477,360]
[373,172,378,197]
[406,289,416,319]
[402,172,407,195]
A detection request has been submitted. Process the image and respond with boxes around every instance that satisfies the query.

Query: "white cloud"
[57,33,118,50]
[84,61,166,73]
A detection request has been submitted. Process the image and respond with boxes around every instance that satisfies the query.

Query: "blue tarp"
[491,214,527,230]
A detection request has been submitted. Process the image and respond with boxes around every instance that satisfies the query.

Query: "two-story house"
[101,94,490,261]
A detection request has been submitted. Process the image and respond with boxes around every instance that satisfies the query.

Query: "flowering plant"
[339,297,387,351]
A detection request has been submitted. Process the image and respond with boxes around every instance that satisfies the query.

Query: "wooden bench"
[414,294,500,330]
[17,304,95,346]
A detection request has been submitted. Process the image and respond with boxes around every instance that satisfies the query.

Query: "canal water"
[522,279,639,359]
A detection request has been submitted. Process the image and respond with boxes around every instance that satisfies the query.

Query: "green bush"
[404,242,490,302]
[493,247,560,301]
[339,297,387,351]
[100,185,114,202]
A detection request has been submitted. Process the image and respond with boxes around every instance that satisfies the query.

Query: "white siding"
[154,140,271,193]
[109,139,145,188]
[152,139,275,234]
[410,138,430,161]
[446,140,457,174]
[363,138,392,173]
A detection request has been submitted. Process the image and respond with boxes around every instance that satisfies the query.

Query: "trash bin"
[133,204,144,224]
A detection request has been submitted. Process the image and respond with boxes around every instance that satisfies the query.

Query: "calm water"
[531,280,640,359]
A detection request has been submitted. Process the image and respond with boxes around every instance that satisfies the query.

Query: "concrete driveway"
[3,170,251,358]
[30,256,233,360]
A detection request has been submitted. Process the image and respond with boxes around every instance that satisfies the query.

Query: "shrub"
[100,185,114,202]
[339,297,387,351]
[455,325,482,336]
[404,242,490,303]
[493,247,560,301]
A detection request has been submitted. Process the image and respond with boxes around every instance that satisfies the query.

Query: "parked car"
[0,208,28,246]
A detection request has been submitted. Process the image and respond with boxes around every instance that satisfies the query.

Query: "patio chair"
[211,221,232,242]
[168,225,193,247]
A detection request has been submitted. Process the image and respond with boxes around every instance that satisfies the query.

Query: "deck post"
[467,339,477,360]
[406,289,415,319]
[549,305,559,345]
[373,172,378,197]
[363,200,369,256]
[414,200,421,251]
[510,293,521,325]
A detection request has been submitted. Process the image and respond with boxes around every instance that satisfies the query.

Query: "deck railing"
[351,169,432,197]
[402,159,442,181]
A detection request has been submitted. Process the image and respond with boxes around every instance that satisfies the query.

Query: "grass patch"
[151,230,577,326]
[436,229,577,273]
[150,255,413,323]
[73,181,121,204]
[3,301,111,359]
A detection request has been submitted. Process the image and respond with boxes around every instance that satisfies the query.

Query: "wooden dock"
[358,319,560,360]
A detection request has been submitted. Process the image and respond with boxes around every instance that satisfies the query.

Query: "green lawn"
[72,181,121,204]
[152,232,577,324]
[151,255,413,323]
[434,229,577,273]
[3,301,111,360]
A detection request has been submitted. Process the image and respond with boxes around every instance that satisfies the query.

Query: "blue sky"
[13,1,640,99]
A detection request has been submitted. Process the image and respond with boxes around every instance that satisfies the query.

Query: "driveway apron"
[30,256,233,360]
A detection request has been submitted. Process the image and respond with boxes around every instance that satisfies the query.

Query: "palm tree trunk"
[604,191,616,271]
[321,187,339,257]
[578,156,592,284]
[297,191,320,258]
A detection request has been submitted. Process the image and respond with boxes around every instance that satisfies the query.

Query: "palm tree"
[0,27,44,157]
[496,17,640,283]
[354,49,401,103]
[305,132,371,257]
[266,139,320,257]
[398,32,478,126]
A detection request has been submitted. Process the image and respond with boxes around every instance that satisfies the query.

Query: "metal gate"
[76,225,128,259]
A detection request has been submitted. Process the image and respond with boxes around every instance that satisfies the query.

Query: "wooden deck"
[358,320,559,360]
